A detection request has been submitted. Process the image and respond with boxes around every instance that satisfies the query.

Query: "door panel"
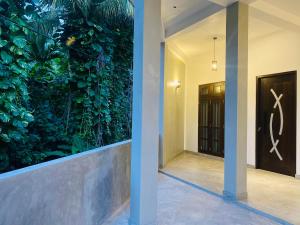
[199,99,209,152]
[198,82,225,157]
[256,71,296,176]
[211,99,224,156]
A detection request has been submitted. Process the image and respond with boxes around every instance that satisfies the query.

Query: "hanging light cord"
[213,37,217,61]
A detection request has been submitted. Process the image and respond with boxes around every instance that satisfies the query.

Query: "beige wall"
[182,30,300,173]
[184,44,226,152]
[162,45,186,165]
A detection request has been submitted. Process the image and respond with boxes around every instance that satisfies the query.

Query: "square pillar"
[130,0,162,225]
[224,2,249,200]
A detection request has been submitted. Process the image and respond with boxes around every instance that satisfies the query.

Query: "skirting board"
[184,150,223,161]
[296,174,300,179]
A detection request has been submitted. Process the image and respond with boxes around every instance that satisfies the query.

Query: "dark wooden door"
[198,82,225,157]
[256,71,296,176]
[199,98,210,152]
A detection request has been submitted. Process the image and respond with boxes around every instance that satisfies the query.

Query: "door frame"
[255,70,297,174]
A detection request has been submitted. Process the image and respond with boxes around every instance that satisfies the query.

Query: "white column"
[130,0,161,225]
[224,2,249,200]
[159,42,166,169]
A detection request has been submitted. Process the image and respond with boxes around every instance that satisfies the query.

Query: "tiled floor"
[104,173,282,225]
[161,152,300,225]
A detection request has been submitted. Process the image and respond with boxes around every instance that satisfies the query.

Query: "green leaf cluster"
[0,0,133,172]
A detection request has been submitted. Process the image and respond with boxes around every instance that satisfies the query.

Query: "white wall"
[163,44,186,165]
[183,30,300,174]
[248,31,300,174]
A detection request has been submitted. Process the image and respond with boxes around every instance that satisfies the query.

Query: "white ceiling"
[164,0,300,58]
[162,0,213,26]
[167,10,226,58]
[253,0,300,24]
[162,0,229,37]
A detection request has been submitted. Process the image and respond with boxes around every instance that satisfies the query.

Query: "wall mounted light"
[172,80,181,89]
[212,37,218,71]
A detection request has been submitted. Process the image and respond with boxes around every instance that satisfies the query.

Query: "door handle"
[257,127,262,132]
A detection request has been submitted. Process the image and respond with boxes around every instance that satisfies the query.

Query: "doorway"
[198,82,225,157]
[256,71,296,176]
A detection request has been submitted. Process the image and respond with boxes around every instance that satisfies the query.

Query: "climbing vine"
[0,0,133,172]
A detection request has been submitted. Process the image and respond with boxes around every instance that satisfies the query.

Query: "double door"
[198,82,225,157]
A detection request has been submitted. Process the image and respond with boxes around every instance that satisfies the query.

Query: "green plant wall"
[0,0,133,173]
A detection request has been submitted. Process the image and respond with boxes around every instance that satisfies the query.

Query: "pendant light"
[212,37,218,71]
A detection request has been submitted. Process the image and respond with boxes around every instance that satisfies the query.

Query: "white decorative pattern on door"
[269,89,283,161]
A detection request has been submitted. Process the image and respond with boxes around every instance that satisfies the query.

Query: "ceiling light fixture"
[212,37,218,71]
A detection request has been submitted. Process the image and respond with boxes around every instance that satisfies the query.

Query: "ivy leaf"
[5,91,16,101]
[44,39,55,51]
[0,39,8,48]
[1,51,13,64]
[94,25,103,32]
[10,45,23,55]
[86,21,95,27]
[0,134,10,143]
[88,30,94,36]
[12,36,27,48]
[0,112,10,122]
[92,43,102,52]
[0,69,9,77]
[12,119,26,128]
[17,59,28,69]
[24,112,34,122]
[9,23,20,32]
[11,64,23,74]
[0,80,11,89]
[7,130,23,141]
[75,97,83,103]
[77,81,86,88]
[89,90,95,96]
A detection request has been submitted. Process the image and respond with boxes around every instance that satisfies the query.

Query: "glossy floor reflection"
[161,152,300,225]
[104,173,281,225]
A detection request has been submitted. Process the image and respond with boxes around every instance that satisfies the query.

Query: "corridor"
[161,152,300,224]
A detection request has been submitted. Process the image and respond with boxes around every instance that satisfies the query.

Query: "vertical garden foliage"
[0,0,133,172]
[0,0,34,170]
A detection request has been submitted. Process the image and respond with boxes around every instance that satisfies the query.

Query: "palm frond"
[93,0,134,26]
[40,0,97,17]
[40,0,133,23]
